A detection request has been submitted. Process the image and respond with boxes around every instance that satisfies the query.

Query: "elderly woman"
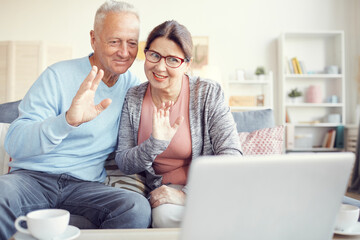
[115,20,242,228]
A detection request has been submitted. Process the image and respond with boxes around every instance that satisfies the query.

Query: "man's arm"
[5,66,110,159]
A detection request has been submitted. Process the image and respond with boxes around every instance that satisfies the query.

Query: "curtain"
[349,57,360,192]
[350,125,360,192]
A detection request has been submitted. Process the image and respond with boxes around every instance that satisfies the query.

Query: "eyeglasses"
[144,50,188,68]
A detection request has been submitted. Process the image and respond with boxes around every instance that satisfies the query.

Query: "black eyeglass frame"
[144,49,189,68]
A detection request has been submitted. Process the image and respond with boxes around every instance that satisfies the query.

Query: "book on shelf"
[322,129,336,149]
[299,61,307,74]
[291,58,299,74]
[321,131,329,148]
[329,129,336,149]
[289,57,306,74]
[287,58,294,74]
[334,125,344,148]
[293,57,302,74]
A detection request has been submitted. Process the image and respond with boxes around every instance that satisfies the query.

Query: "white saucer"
[13,225,80,240]
[334,222,360,236]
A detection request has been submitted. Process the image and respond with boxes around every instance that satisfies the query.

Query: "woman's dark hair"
[145,20,193,62]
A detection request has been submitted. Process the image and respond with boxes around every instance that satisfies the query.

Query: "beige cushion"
[0,123,11,175]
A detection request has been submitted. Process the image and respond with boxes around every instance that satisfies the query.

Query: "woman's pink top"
[138,78,192,185]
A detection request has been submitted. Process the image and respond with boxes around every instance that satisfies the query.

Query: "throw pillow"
[104,158,149,196]
[232,109,275,133]
[0,123,11,175]
[238,125,284,155]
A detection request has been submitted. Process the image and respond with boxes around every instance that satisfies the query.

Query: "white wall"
[346,0,360,124]
[0,0,358,124]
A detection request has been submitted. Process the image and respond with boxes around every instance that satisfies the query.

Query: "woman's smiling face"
[144,37,190,91]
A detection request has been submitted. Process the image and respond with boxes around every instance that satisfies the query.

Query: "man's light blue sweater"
[4,55,139,182]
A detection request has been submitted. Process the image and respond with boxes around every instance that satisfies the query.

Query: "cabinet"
[345,125,358,153]
[278,31,345,152]
[225,72,273,112]
[0,41,72,103]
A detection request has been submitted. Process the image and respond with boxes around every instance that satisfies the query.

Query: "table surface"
[76,228,360,240]
[11,228,360,240]
[76,228,180,240]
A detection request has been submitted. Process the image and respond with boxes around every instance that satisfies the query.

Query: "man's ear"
[90,30,96,51]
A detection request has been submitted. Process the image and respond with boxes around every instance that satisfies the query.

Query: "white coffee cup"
[14,209,70,239]
[334,204,360,232]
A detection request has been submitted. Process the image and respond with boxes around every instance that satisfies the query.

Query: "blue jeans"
[0,169,151,240]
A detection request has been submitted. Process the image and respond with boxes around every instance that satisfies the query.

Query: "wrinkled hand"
[149,185,186,208]
[152,101,184,141]
[66,66,112,127]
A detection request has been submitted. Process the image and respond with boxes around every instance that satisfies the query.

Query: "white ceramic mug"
[14,209,70,239]
[334,204,359,232]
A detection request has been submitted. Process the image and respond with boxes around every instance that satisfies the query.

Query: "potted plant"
[255,66,265,80]
[288,88,302,103]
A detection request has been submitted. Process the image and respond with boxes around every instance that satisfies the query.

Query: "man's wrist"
[65,111,80,127]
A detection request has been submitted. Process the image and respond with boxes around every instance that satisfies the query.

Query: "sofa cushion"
[232,109,275,133]
[0,100,21,123]
[238,125,285,155]
[0,100,20,173]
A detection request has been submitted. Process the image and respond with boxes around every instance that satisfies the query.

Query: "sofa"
[0,99,284,228]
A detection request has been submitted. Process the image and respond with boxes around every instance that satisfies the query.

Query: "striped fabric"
[104,159,149,196]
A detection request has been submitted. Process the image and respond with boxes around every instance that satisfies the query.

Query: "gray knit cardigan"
[115,75,242,192]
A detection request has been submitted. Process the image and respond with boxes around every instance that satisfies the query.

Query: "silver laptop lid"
[180,152,355,240]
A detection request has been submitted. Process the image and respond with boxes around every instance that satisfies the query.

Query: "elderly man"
[0,1,150,239]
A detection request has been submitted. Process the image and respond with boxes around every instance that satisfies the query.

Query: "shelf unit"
[278,31,345,152]
[226,72,273,112]
[0,41,72,103]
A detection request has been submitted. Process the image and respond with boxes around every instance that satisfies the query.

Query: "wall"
[347,0,360,124]
[0,0,358,124]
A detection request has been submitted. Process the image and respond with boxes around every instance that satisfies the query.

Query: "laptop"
[179,152,355,240]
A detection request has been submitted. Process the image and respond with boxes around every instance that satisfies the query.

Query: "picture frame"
[191,36,209,70]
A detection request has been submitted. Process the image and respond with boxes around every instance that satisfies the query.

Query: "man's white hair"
[94,0,139,32]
